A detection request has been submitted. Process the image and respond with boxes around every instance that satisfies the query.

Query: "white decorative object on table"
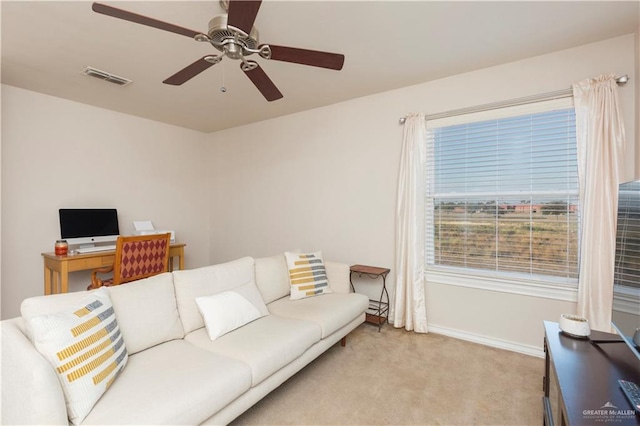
[559,313,591,338]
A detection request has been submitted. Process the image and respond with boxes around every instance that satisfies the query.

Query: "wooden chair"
[88,233,172,290]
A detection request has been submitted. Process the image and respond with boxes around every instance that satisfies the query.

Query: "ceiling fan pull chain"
[220,61,227,93]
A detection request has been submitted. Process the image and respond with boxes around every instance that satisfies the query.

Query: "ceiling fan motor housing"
[207,14,259,56]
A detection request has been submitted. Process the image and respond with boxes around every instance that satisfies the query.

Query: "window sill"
[425,267,578,302]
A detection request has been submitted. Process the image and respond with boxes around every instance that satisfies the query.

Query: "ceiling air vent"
[82,67,132,86]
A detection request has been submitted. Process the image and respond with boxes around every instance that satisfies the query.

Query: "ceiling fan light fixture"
[223,42,244,59]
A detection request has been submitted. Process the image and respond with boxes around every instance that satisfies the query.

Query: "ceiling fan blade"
[227,0,262,34]
[241,62,283,102]
[267,45,345,70]
[163,57,216,85]
[92,2,201,39]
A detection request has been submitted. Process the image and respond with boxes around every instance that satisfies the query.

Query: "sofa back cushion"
[255,254,291,304]
[106,272,184,354]
[21,273,184,356]
[22,291,92,324]
[173,256,268,334]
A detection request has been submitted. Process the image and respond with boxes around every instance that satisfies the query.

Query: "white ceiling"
[2,1,638,133]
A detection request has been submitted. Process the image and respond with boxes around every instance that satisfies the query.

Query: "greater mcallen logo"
[583,402,635,422]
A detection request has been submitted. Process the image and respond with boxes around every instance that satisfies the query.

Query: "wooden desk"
[41,243,186,294]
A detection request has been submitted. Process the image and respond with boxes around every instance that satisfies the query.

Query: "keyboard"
[618,379,640,413]
[76,245,117,254]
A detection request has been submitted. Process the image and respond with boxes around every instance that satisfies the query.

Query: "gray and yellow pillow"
[284,251,333,300]
[26,288,127,425]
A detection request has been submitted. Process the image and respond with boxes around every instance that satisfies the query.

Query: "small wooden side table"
[350,264,390,331]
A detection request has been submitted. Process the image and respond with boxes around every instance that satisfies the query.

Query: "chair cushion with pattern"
[119,239,169,282]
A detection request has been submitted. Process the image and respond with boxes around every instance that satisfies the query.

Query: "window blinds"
[426,108,579,280]
[615,180,640,289]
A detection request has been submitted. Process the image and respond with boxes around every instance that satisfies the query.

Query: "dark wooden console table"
[543,321,640,425]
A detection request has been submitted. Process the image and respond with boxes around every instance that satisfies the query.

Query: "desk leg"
[52,271,59,295]
[168,248,184,272]
[178,249,184,270]
[60,263,69,293]
[44,266,52,295]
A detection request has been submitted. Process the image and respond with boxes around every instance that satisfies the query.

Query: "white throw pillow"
[284,251,333,300]
[195,291,263,341]
[26,288,128,425]
[173,257,261,334]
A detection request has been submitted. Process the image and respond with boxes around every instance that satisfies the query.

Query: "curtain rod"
[398,74,629,124]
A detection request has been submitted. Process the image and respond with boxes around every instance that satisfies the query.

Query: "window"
[615,180,640,290]
[613,179,640,313]
[425,101,579,288]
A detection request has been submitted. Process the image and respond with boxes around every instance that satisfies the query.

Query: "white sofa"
[1,254,369,425]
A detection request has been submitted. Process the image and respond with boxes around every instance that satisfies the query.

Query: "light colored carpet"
[231,323,544,425]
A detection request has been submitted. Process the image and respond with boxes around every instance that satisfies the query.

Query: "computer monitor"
[59,208,120,246]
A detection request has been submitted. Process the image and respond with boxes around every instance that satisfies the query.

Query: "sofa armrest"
[325,261,351,294]
[1,318,68,425]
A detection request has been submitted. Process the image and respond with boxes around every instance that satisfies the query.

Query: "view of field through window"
[432,201,578,278]
[427,108,579,280]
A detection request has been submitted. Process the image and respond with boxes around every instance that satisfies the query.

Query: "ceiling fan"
[92,1,345,101]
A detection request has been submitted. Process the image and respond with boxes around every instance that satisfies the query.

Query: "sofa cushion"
[21,290,93,324]
[254,253,291,304]
[268,293,369,338]
[185,315,321,386]
[20,274,185,356]
[324,261,352,294]
[284,251,333,300]
[106,272,184,355]
[173,257,268,334]
[25,288,128,425]
[82,340,252,425]
[195,291,264,341]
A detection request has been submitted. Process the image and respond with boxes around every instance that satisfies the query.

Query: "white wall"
[1,85,210,319]
[207,34,637,353]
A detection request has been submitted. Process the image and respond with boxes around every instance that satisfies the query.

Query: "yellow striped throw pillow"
[27,288,128,425]
[285,251,333,300]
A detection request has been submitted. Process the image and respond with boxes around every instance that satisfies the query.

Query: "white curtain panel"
[392,113,428,333]
[573,74,626,332]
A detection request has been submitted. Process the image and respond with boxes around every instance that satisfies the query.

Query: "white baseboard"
[427,324,545,358]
